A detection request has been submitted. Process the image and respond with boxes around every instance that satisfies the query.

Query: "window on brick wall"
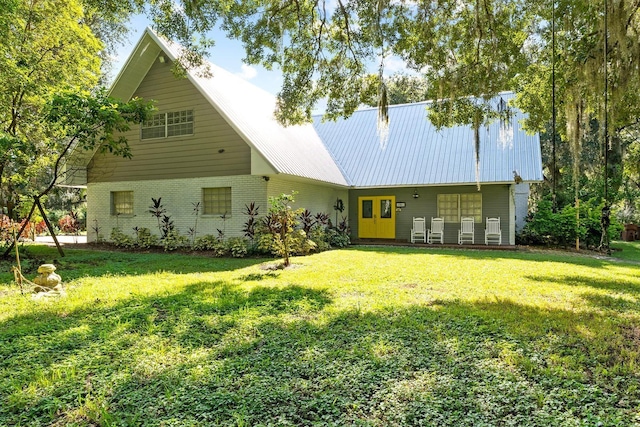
[437,193,482,223]
[141,110,193,139]
[111,191,133,215]
[202,187,231,216]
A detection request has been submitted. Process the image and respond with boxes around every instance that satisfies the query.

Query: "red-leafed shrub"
[1,215,15,241]
[58,211,80,233]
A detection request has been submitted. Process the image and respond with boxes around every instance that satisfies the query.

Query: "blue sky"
[110,14,284,96]
[111,13,412,111]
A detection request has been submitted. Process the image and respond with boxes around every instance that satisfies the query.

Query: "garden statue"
[33,264,63,293]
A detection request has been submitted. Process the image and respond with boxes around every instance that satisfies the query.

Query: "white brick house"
[65,28,542,245]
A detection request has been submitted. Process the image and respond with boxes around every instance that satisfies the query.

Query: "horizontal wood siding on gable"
[88,57,251,183]
[349,184,510,244]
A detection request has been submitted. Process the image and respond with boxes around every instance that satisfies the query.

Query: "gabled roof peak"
[110,27,347,187]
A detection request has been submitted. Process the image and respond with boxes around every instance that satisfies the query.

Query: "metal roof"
[149,30,348,187]
[313,93,543,187]
[65,28,542,190]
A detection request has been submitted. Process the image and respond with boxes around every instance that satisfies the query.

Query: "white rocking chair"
[427,217,445,244]
[411,217,427,243]
[458,217,475,244]
[485,217,502,245]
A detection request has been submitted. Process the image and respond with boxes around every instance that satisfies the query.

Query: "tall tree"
[0,0,102,218]
[2,90,154,257]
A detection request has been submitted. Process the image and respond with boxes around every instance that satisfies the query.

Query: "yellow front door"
[358,196,396,239]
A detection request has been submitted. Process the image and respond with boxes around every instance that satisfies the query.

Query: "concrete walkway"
[35,235,87,245]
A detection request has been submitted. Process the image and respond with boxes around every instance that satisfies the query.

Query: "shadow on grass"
[0,245,270,286]
[2,284,639,426]
[529,274,640,296]
[341,245,631,268]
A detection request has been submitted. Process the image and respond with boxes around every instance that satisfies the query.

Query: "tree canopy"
[0,0,103,216]
[2,0,639,235]
[98,1,637,134]
[128,0,639,230]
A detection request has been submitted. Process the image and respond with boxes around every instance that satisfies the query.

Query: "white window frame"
[141,110,194,140]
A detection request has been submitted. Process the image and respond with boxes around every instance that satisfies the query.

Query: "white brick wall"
[87,175,268,242]
[87,174,350,242]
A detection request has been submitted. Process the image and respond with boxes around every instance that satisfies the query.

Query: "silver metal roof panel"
[313,93,542,187]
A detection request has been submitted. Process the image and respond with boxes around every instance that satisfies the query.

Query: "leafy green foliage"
[263,192,303,267]
[110,227,134,249]
[1,246,639,425]
[162,229,188,252]
[362,72,430,107]
[520,197,623,248]
[192,234,225,253]
[226,237,249,258]
[132,227,160,249]
[0,0,102,216]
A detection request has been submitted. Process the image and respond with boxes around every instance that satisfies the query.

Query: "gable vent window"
[141,110,193,139]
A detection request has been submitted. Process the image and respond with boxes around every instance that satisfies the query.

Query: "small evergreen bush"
[193,234,227,256]
[226,237,249,258]
[110,228,135,248]
[162,229,188,252]
[133,227,159,249]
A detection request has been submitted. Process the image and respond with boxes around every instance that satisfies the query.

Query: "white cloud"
[237,64,258,80]
[373,54,413,77]
[383,56,410,75]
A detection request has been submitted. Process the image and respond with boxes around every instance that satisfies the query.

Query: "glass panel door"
[358,196,395,239]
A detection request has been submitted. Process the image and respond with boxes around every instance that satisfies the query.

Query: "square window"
[167,110,194,137]
[111,191,133,215]
[202,187,231,216]
[141,113,166,139]
[437,194,459,223]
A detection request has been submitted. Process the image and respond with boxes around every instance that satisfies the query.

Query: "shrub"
[0,215,14,242]
[110,228,135,249]
[58,211,81,234]
[256,231,276,255]
[264,192,303,266]
[326,227,351,248]
[193,234,227,256]
[298,209,315,234]
[133,227,159,249]
[226,237,249,258]
[242,202,260,240]
[308,228,331,252]
[162,229,188,252]
[520,198,622,248]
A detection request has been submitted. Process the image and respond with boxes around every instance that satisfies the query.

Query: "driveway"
[35,235,87,245]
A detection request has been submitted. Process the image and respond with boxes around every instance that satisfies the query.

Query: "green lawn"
[611,240,640,263]
[1,245,639,426]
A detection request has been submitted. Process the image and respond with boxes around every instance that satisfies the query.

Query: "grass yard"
[611,240,640,263]
[1,244,640,426]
